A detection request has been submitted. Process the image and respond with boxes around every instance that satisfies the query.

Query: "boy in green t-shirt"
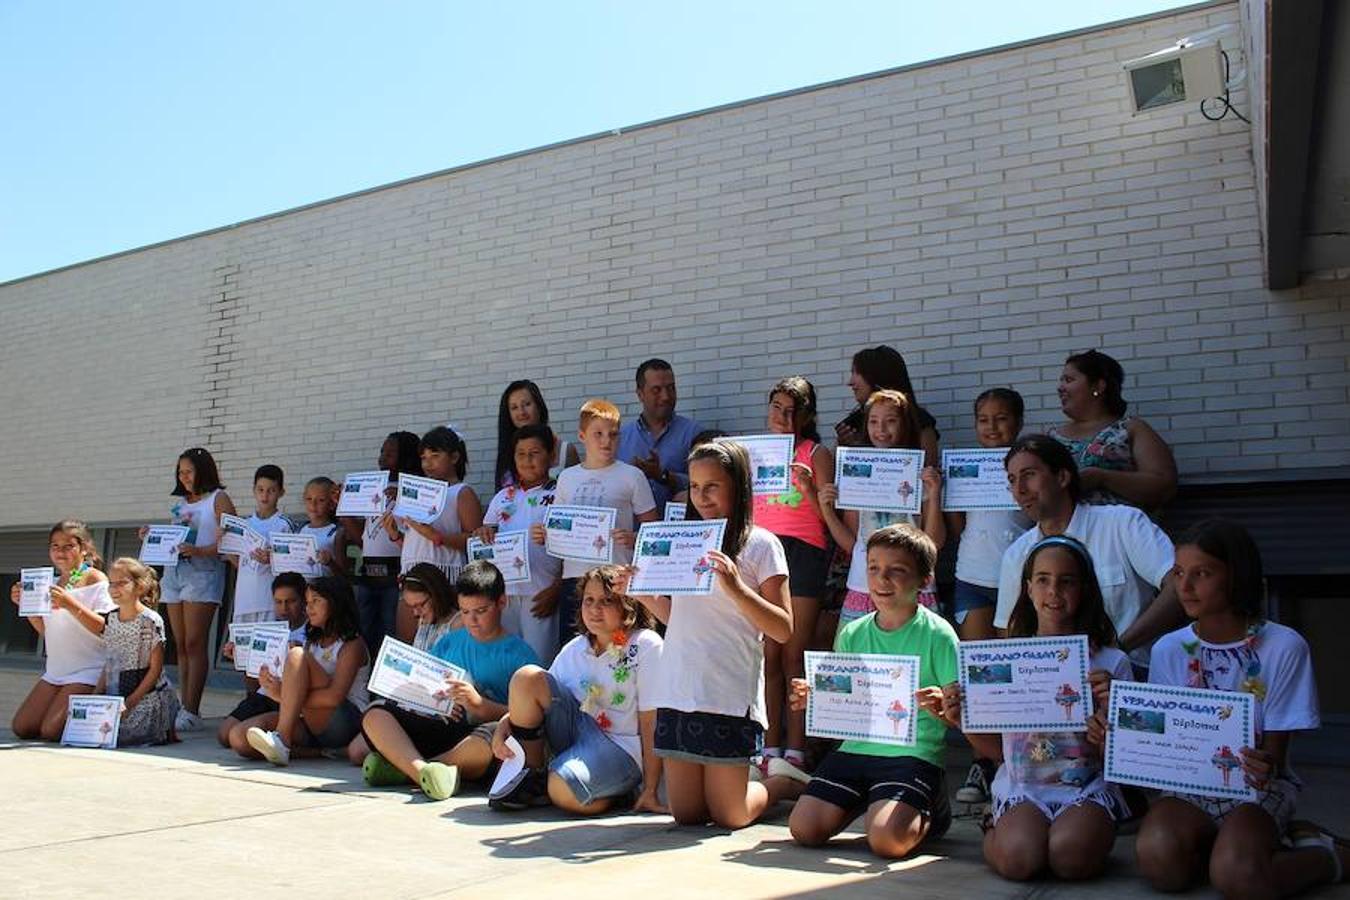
[788,523,958,858]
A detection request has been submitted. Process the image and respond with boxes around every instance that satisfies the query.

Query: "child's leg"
[863,798,933,859]
[1046,802,1115,881]
[504,666,552,770]
[763,639,785,755]
[663,758,711,826]
[217,716,239,748]
[40,683,97,742]
[782,594,819,756]
[703,764,802,830]
[360,707,427,781]
[983,803,1051,881]
[789,796,855,847]
[230,713,279,758]
[179,601,217,715]
[11,678,61,739]
[1209,804,1340,899]
[346,733,370,766]
[546,775,613,816]
[437,732,495,781]
[1135,796,1217,891]
[273,647,321,747]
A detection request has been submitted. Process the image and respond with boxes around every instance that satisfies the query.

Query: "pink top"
[753,439,828,550]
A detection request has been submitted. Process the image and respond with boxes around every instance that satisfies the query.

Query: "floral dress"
[1049,417,1134,506]
[103,608,181,746]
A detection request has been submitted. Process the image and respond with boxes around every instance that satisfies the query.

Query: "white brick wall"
[2,1,1348,530]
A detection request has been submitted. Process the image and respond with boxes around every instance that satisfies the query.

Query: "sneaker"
[418,762,460,801]
[246,728,291,766]
[489,768,550,811]
[765,756,812,785]
[363,752,410,787]
[174,709,203,733]
[956,759,995,804]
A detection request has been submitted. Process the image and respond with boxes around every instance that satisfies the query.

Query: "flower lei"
[64,561,91,588]
[578,630,634,732]
[1181,621,1266,700]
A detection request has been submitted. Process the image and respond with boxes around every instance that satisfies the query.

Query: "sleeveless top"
[400,482,468,577]
[307,635,370,709]
[170,489,221,547]
[752,439,827,550]
[1048,417,1134,506]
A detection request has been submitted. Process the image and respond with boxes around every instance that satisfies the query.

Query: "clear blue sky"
[0,1,1188,284]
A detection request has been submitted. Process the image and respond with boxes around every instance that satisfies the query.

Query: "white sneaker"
[246,728,291,766]
[174,709,203,733]
[765,756,811,785]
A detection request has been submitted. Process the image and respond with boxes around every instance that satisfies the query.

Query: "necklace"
[1181,621,1265,699]
[63,561,91,588]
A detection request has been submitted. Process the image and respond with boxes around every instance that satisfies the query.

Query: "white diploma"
[629,519,726,596]
[61,695,123,749]
[392,474,450,524]
[246,622,292,679]
[270,532,321,577]
[466,531,531,585]
[804,651,921,747]
[218,514,264,558]
[544,505,617,563]
[663,502,687,522]
[367,637,467,717]
[19,567,55,617]
[338,470,391,517]
[728,434,794,494]
[958,636,1092,733]
[228,622,257,672]
[835,447,925,514]
[1106,682,1256,801]
[941,448,1017,512]
[489,736,527,799]
[139,525,191,565]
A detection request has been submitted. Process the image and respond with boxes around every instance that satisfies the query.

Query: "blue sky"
[0,1,1187,283]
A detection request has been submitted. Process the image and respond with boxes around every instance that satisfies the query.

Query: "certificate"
[1106,682,1256,801]
[804,651,921,746]
[958,636,1092,733]
[367,637,467,717]
[628,519,726,596]
[941,448,1017,512]
[392,474,449,525]
[228,622,256,672]
[544,505,617,564]
[19,567,55,617]
[728,434,794,494]
[270,532,321,577]
[835,447,925,514]
[664,502,687,522]
[61,695,123,749]
[337,470,390,518]
[467,531,531,585]
[219,514,264,558]
[139,525,190,565]
[246,622,292,679]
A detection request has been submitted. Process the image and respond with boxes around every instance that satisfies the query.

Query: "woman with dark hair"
[835,345,940,464]
[1049,350,1176,509]
[494,380,580,489]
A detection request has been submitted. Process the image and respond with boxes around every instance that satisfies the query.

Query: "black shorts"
[806,750,948,821]
[361,701,480,760]
[653,708,763,765]
[226,691,280,723]
[779,536,830,601]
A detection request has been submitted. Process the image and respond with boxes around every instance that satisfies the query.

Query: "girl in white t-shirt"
[942,535,1130,883]
[624,438,804,829]
[8,520,111,741]
[1134,520,1343,896]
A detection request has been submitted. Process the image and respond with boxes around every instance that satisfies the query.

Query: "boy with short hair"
[788,523,959,859]
[228,465,294,624]
[216,572,309,750]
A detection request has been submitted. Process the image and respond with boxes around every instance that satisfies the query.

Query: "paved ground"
[2,664,1347,900]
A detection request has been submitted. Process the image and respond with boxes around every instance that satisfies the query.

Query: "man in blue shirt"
[617,358,702,511]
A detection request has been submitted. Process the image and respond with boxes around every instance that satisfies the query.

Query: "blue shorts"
[543,673,642,805]
[951,580,997,625]
[297,699,364,750]
[160,557,227,604]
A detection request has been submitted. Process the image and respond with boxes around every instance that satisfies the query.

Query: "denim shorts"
[160,556,227,604]
[952,580,998,624]
[653,707,764,766]
[543,673,642,804]
[297,700,364,750]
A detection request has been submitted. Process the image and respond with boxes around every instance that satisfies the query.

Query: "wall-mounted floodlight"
[1123,39,1226,114]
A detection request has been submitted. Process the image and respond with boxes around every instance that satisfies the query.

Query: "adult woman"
[493,380,580,490]
[1048,350,1177,509]
[834,346,940,465]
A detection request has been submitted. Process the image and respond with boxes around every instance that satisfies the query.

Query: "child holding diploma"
[227,466,293,632]
[217,573,309,754]
[787,524,957,859]
[626,438,804,829]
[55,558,182,746]
[300,476,346,580]
[754,376,834,779]
[941,535,1130,881]
[1132,521,1343,896]
[813,390,945,628]
[489,565,664,814]
[349,431,421,659]
[396,426,483,595]
[245,578,370,765]
[9,520,111,742]
[476,423,564,664]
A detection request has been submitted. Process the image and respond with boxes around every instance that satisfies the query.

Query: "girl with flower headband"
[941,534,1132,883]
[1131,520,1342,895]
[488,565,664,814]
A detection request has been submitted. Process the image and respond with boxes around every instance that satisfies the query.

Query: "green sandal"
[418,762,460,801]
[362,752,411,787]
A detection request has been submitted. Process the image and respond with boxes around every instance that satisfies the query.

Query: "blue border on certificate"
[834,447,925,514]
[958,635,1091,732]
[804,651,921,746]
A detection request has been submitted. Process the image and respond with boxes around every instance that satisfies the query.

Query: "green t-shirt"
[833,605,959,765]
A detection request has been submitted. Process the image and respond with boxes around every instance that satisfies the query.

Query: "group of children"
[8,367,1344,897]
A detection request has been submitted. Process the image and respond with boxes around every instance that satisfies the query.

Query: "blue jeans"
[355,580,399,658]
[542,673,642,805]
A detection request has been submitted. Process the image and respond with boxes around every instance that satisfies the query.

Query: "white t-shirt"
[648,526,789,727]
[400,482,468,577]
[42,581,117,685]
[233,512,294,619]
[956,509,1033,588]
[554,462,657,578]
[483,482,562,599]
[995,504,1174,665]
[299,522,339,580]
[1149,621,1320,742]
[549,629,663,766]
